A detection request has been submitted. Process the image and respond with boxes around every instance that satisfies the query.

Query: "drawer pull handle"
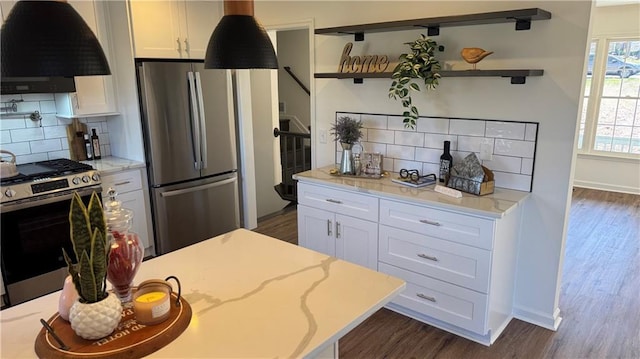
[327,220,332,236]
[417,253,439,262]
[417,293,436,302]
[325,199,343,204]
[114,181,131,186]
[419,219,441,226]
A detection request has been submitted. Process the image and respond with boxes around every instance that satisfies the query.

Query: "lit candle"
[133,280,172,325]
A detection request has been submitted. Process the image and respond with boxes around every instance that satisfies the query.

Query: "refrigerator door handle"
[194,72,208,170]
[160,177,236,198]
[187,71,202,170]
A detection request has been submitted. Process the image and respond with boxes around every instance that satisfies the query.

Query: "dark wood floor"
[254,188,640,358]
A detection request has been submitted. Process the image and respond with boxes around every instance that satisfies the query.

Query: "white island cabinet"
[0,229,405,358]
[294,166,530,346]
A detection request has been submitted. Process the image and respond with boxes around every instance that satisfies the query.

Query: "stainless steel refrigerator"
[136,60,239,255]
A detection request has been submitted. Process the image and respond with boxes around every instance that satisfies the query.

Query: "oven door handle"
[0,185,102,213]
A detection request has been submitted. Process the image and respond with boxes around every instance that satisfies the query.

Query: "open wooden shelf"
[314,70,544,84]
[315,8,552,38]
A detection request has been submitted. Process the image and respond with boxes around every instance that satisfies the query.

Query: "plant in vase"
[330,116,363,174]
[63,192,122,340]
[388,34,444,129]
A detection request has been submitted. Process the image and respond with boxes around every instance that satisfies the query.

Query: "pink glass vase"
[107,230,143,302]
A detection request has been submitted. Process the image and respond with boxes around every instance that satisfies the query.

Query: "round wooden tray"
[34,292,191,359]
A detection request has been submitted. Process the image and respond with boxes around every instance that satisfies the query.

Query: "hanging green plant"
[388,34,444,129]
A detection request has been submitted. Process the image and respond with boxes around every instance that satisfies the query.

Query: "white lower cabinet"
[101,168,153,256]
[297,181,523,346]
[298,205,378,271]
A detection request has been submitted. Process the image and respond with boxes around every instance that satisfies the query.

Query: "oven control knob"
[72,177,81,185]
[4,189,16,198]
[82,175,90,183]
[92,173,100,182]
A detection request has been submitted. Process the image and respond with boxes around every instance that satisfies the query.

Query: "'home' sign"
[338,42,390,74]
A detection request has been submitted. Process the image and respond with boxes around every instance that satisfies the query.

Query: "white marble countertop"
[81,156,145,174]
[294,166,531,218]
[0,229,405,358]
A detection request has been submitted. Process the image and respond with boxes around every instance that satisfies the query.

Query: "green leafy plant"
[63,192,110,303]
[388,34,444,129]
[330,116,363,144]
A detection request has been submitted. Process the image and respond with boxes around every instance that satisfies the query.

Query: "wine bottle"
[91,129,102,160]
[84,133,93,160]
[439,140,453,183]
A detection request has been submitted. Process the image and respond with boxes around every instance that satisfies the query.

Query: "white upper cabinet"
[56,0,118,118]
[128,0,222,59]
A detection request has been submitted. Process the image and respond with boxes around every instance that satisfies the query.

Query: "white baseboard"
[512,306,562,331]
[573,180,640,195]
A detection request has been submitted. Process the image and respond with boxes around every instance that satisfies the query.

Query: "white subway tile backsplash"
[336,112,538,192]
[394,131,424,147]
[40,100,57,114]
[458,135,485,152]
[360,114,387,129]
[39,114,59,127]
[30,139,62,153]
[48,150,71,160]
[450,119,485,136]
[21,94,54,101]
[44,125,69,139]
[494,139,535,158]
[16,153,48,164]
[367,129,395,144]
[482,155,522,174]
[415,147,441,163]
[0,118,27,130]
[11,127,44,142]
[388,116,411,131]
[3,142,32,155]
[486,121,526,140]
[521,158,534,175]
[417,117,449,134]
[525,123,538,141]
[387,144,415,160]
[492,171,532,191]
[1,131,11,143]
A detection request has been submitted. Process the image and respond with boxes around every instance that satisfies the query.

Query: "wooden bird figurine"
[461,48,494,70]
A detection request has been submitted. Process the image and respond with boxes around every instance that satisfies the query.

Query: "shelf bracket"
[509,76,526,84]
[427,26,440,36]
[515,18,531,31]
[354,32,364,42]
[353,78,364,84]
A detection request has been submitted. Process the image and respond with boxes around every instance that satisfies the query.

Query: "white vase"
[69,292,122,340]
[58,275,79,321]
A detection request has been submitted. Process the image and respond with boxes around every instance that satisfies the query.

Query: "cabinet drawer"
[380,199,494,250]
[379,225,490,293]
[298,182,378,222]
[101,169,143,194]
[380,263,488,334]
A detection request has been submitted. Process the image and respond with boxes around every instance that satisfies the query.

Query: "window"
[580,38,640,155]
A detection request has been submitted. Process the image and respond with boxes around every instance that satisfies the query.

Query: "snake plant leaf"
[79,251,97,303]
[62,249,81,295]
[69,192,91,259]
[87,192,107,252]
[91,228,108,301]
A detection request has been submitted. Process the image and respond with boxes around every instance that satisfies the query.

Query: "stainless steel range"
[0,158,102,307]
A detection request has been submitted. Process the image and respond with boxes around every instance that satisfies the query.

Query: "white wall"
[256,0,592,330]
[277,29,311,128]
[573,3,640,194]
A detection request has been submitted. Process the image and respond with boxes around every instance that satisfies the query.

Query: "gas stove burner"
[0,158,101,206]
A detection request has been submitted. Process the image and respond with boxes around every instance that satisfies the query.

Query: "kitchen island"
[0,229,405,358]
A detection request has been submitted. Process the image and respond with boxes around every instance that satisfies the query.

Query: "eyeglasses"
[399,169,436,183]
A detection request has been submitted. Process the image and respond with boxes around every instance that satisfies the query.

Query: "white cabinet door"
[180,1,221,59]
[117,190,151,254]
[297,205,334,256]
[56,1,117,118]
[335,214,378,271]
[129,0,183,58]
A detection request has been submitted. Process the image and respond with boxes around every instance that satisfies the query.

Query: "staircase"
[274,118,311,203]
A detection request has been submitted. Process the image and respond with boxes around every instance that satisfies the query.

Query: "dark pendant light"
[204,0,278,69]
[1,0,111,77]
